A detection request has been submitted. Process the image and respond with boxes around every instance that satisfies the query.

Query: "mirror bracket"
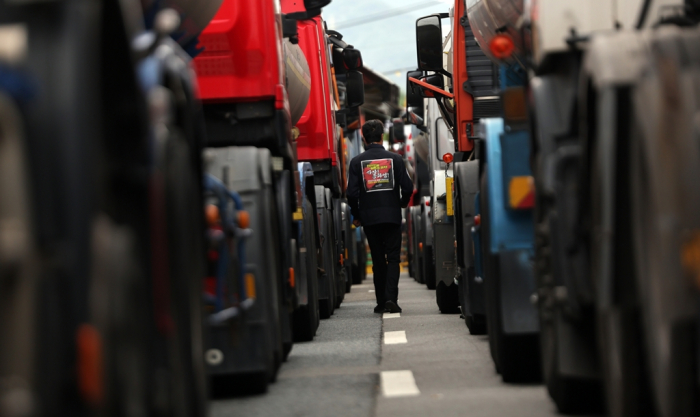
[282,16,299,43]
[285,9,322,21]
[408,77,454,99]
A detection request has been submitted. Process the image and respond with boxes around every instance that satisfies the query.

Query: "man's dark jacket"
[347,143,413,226]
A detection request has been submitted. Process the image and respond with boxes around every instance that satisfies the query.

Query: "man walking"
[347,120,413,313]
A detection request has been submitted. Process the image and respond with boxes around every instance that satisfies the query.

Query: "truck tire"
[318,201,336,319]
[423,246,436,290]
[533,156,602,413]
[357,232,368,282]
[459,268,486,334]
[352,261,362,284]
[628,42,700,417]
[274,171,295,361]
[466,315,487,335]
[436,282,460,314]
[410,207,423,284]
[535,219,602,413]
[160,129,208,416]
[589,106,654,417]
[481,167,540,383]
[0,94,40,415]
[293,196,320,342]
[332,197,345,307]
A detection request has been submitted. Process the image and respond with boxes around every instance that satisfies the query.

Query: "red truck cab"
[294,16,338,166]
[284,9,344,195]
[194,0,294,165]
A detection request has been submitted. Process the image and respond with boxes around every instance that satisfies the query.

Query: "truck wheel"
[318,204,336,318]
[539,309,602,414]
[0,93,39,414]
[345,264,352,293]
[163,130,208,417]
[293,199,320,342]
[352,262,362,284]
[436,282,460,314]
[629,107,698,417]
[589,120,654,417]
[423,246,436,290]
[466,315,486,335]
[274,172,295,362]
[319,298,332,319]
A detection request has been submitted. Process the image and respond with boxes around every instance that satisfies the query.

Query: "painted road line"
[381,370,420,398]
[383,312,400,319]
[384,330,407,344]
[369,290,375,293]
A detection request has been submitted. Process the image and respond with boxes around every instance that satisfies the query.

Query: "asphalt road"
[210,273,597,417]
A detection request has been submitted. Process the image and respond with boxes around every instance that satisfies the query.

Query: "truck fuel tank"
[466,0,525,64]
[284,39,312,126]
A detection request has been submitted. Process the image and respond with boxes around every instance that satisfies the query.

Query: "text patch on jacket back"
[362,159,394,192]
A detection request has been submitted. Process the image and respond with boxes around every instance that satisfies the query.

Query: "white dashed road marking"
[381,370,420,398]
[369,290,375,292]
[383,312,400,319]
[384,330,407,344]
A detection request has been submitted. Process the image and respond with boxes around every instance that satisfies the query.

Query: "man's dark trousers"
[364,222,402,305]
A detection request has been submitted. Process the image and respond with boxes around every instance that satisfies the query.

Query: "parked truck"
[281,0,366,317]
[0,0,219,414]
[193,0,340,393]
[407,0,542,381]
[468,0,700,415]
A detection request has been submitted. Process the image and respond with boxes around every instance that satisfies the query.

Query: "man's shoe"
[385,301,402,313]
[374,304,386,313]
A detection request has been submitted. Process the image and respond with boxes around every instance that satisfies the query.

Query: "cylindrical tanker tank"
[466,0,525,64]
[142,0,224,48]
[284,39,312,126]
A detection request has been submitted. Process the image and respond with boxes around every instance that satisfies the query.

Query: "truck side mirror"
[392,119,406,142]
[346,70,365,108]
[304,0,331,18]
[342,46,363,70]
[419,74,444,98]
[416,15,443,72]
[406,70,424,107]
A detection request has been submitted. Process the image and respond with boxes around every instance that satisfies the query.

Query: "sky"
[321,0,453,94]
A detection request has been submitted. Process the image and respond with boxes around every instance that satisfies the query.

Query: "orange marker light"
[489,34,515,60]
[508,176,535,209]
[289,267,295,288]
[245,273,256,299]
[419,242,423,251]
[425,200,430,207]
[443,153,454,164]
[474,214,481,226]
[77,324,103,406]
[237,210,250,229]
[205,205,220,227]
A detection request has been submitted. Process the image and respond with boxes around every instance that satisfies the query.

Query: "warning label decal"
[362,159,394,192]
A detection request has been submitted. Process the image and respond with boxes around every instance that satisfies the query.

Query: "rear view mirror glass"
[342,46,363,70]
[346,70,365,108]
[416,15,443,72]
[406,70,424,107]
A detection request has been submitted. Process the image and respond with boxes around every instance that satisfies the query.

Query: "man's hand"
[353,219,361,227]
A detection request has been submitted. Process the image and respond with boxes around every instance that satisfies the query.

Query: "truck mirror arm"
[408,77,453,99]
[282,16,299,44]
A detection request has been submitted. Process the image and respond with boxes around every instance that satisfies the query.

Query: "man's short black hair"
[362,119,384,143]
